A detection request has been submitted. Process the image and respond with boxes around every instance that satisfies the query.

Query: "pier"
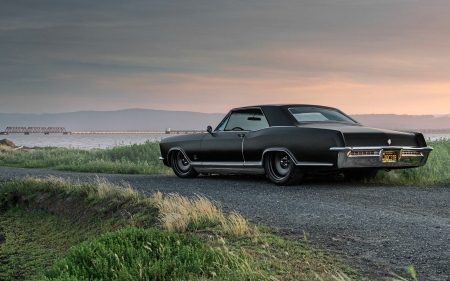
[2,127,68,135]
[1,127,206,135]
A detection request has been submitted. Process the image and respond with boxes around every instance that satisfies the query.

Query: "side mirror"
[206,125,213,134]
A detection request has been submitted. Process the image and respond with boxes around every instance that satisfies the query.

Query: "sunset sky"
[1,0,449,115]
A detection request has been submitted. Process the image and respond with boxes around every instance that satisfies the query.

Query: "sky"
[1,0,449,115]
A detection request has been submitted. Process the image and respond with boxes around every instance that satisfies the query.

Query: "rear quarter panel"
[243,127,344,166]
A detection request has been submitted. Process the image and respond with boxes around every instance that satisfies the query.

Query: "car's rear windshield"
[288,107,356,124]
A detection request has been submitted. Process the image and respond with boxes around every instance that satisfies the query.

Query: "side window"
[224,109,269,131]
[215,113,231,131]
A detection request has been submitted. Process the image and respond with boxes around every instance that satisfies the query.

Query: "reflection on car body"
[159,104,432,185]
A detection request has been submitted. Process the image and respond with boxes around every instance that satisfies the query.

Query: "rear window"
[289,107,356,124]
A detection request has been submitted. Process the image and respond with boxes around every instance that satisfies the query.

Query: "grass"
[0,140,171,174]
[0,177,383,281]
[155,193,255,236]
[38,226,259,281]
[0,208,117,281]
[374,138,450,186]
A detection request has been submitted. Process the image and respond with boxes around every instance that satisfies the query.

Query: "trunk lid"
[299,123,419,147]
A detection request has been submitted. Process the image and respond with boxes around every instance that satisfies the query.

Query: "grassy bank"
[0,139,449,186]
[0,177,371,281]
[0,140,171,174]
[374,138,450,186]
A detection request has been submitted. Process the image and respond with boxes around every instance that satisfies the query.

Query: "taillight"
[349,151,377,156]
[402,150,422,156]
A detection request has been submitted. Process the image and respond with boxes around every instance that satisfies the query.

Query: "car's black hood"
[299,122,419,147]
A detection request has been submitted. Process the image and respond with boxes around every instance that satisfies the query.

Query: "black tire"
[344,169,379,181]
[170,151,199,178]
[264,151,305,185]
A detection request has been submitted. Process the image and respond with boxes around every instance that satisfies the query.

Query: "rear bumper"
[330,146,433,169]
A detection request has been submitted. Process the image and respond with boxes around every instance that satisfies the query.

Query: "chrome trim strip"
[192,162,244,167]
[194,166,265,175]
[167,147,192,164]
[243,162,263,166]
[297,162,334,166]
[262,148,334,167]
[262,147,298,164]
[330,146,433,151]
[242,135,245,162]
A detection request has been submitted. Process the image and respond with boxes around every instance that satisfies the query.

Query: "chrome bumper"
[330,146,433,169]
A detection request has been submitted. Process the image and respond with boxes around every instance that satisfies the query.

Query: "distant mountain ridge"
[352,114,450,132]
[1,109,449,132]
[0,109,225,132]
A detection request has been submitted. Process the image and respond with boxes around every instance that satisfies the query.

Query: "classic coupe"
[159,105,432,185]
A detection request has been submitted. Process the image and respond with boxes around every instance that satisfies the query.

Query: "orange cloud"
[94,71,450,115]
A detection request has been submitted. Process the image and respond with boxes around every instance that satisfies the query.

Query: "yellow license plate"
[382,151,397,162]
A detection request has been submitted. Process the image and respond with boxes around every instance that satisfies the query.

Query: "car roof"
[231,104,339,111]
[228,104,353,127]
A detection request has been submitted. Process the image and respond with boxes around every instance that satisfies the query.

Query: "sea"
[2,133,450,150]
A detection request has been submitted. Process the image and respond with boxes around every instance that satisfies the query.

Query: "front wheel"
[264,151,304,185]
[170,151,199,178]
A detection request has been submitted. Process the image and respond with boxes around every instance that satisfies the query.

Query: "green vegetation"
[0,177,370,281]
[40,227,257,281]
[375,138,450,186]
[0,140,171,174]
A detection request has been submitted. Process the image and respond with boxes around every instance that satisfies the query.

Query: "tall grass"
[155,193,255,236]
[0,176,147,204]
[376,139,450,186]
[0,140,171,174]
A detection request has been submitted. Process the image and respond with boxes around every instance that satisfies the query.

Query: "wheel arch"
[261,148,299,166]
[167,147,191,167]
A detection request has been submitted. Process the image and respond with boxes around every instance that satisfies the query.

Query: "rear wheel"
[170,151,199,178]
[264,151,304,185]
[344,169,378,181]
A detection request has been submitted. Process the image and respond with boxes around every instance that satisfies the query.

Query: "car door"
[200,111,246,164]
[200,108,270,165]
[200,131,245,163]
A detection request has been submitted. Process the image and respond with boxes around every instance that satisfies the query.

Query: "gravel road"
[1,166,449,280]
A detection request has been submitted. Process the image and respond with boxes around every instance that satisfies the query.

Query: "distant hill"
[351,114,450,132]
[0,109,449,133]
[0,109,225,132]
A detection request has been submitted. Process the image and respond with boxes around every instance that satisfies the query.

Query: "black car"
[159,105,432,185]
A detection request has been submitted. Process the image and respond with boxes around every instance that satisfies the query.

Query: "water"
[423,134,450,141]
[2,133,449,150]
[2,134,173,149]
